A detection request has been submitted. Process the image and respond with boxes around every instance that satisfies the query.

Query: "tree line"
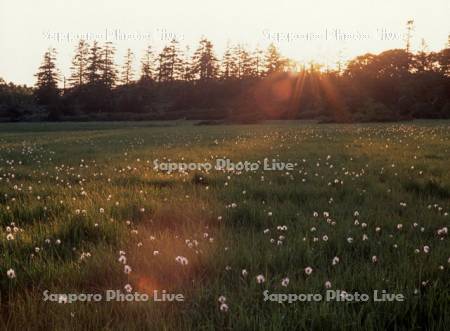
[1,27,449,122]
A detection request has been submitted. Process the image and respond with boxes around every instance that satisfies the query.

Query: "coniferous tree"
[121,48,134,85]
[240,46,254,79]
[264,43,284,75]
[86,41,103,84]
[191,38,218,80]
[252,46,264,78]
[181,45,194,82]
[157,46,172,82]
[101,42,118,88]
[405,20,415,54]
[221,43,236,79]
[140,45,156,82]
[157,39,183,82]
[69,39,89,87]
[230,44,254,79]
[35,48,60,105]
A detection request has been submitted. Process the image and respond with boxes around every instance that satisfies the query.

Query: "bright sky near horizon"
[0,0,449,86]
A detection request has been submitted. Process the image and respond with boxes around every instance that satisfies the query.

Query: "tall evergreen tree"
[35,48,60,105]
[181,45,194,81]
[140,45,155,82]
[101,42,118,88]
[86,41,103,84]
[69,39,89,87]
[191,38,218,80]
[157,39,183,82]
[230,44,254,79]
[121,48,134,85]
[405,20,415,54]
[221,43,236,79]
[252,46,264,78]
[264,43,284,75]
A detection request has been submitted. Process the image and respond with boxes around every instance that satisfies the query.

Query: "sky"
[0,0,449,86]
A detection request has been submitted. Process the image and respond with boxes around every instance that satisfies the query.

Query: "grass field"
[0,121,449,330]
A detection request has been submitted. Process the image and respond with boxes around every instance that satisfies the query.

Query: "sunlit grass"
[0,121,449,330]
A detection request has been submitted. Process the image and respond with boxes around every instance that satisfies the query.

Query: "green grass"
[0,120,449,330]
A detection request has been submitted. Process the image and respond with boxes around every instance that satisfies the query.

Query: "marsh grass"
[0,121,449,330]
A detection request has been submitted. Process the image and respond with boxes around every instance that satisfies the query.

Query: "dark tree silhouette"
[121,48,134,85]
[86,41,103,84]
[191,38,218,80]
[35,48,59,105]
[140,45,156,82]
[101,42,118,88]
[264,43,284,75]
[69,40,89,87]
[157,39,183,82]
[5,25,450,122]
[221,43,236,80]
[34,48,60,119]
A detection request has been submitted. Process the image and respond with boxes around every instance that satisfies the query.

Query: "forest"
[1,33,449,122]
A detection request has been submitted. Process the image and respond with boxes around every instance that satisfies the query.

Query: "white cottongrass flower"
[423,245,430,253]
[218,295,226,304]
[372,256,378,263]
[124,284,133,293]
[175,256,189,265]
[325,281,332,289]
[118,255,127,264]
[153,250,160,256]
[7,268,16,279]
[332,256,340,266]
[304,267,313,275]
[256,274,265,283]
[437,227,447,236]
[124,265,132,274]
[241,269,248,277]
[281,277,289,287]
[219,303,229,312]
